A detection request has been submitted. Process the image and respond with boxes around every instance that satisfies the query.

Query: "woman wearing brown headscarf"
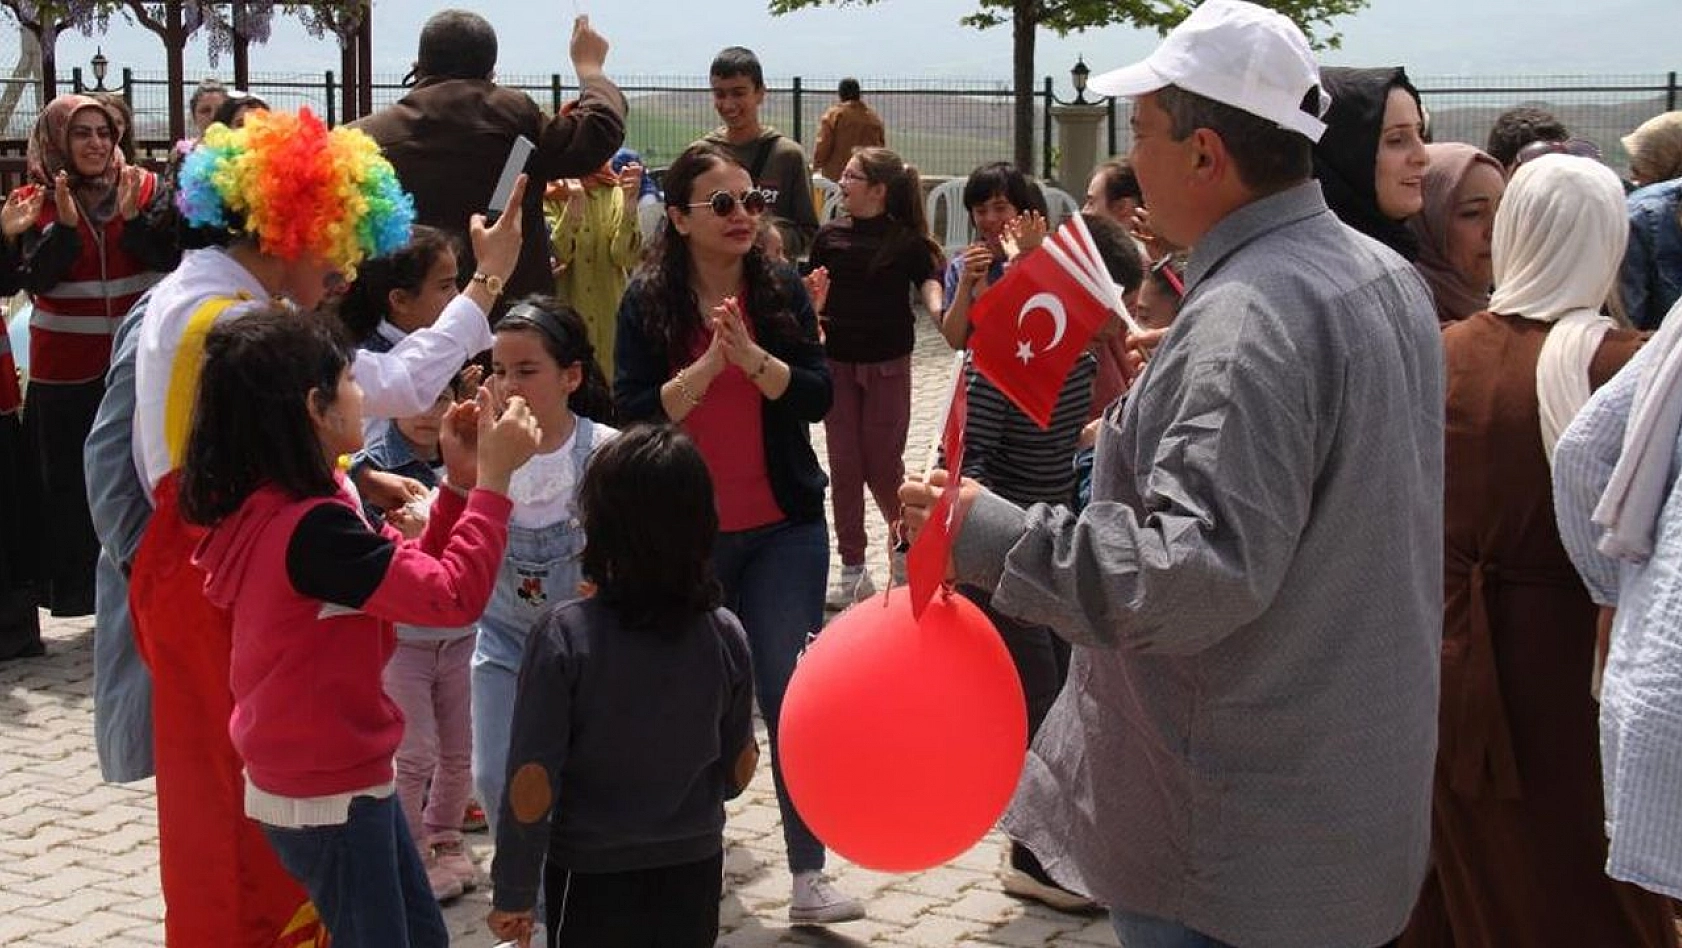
[1620,111,1682,330]
[1407,143,1505,324]
[8,94,175,617]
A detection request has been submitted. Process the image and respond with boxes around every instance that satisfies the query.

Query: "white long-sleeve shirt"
[133,247,491,495]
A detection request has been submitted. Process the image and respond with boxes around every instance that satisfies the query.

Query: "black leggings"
[545,851,723,948]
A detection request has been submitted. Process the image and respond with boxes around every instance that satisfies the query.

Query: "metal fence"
[0,69,1675,180]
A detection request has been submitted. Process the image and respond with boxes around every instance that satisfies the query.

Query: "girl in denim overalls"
[471,299,617,874]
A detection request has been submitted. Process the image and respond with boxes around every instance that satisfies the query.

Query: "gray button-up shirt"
[956,180,1443,948]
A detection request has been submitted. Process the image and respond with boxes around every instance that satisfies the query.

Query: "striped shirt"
[959,352,1096,507]
[1554,342,1682,899]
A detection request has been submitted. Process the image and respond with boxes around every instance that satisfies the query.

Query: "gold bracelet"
[748,351,772,381]
[672,369,702,408]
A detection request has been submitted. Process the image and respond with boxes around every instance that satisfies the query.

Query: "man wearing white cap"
[900,2,1442,946]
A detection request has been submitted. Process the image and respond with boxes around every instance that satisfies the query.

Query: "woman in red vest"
[10,94,174,617]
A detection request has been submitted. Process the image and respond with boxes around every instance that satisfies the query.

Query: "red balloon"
[779,586,1028,872]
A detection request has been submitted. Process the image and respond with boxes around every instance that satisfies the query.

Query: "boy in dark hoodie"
[699,46,820,258]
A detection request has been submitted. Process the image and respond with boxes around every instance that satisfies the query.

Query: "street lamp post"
[91,48,109,93]
[1071,56,1092,106]
[1048,56,1111,187]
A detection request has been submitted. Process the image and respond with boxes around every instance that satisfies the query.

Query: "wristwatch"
[470,271,504,297]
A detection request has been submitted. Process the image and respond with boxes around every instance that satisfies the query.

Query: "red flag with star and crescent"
[968,225,1119,428]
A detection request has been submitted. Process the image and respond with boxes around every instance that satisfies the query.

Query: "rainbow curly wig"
[175,107,414,275]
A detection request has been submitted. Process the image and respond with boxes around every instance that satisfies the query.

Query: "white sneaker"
[789,871,865,925]
[825,564,876,608]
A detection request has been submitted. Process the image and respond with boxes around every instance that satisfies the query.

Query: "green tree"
[0,1,123,104]
[125,1,365,141]
[766,0,1368,173]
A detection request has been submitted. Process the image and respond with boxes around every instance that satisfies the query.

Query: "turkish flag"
[968,247,1111,428]
[908,368,967,617]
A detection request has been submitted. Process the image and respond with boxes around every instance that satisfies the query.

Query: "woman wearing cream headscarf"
[1406,143,1504,324]
[1620,111,1682,330]
[1401,154,1676,948]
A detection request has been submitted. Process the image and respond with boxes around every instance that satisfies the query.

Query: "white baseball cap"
[1089,0,1329,142]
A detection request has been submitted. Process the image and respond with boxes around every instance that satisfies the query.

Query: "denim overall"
[471,416,597,853]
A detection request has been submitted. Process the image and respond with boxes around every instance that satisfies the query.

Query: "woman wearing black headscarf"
[1314,66,1430,260]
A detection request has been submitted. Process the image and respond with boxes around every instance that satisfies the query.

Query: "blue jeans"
[1111,912,1236,948]
[261,794,447,948]
[714,517,829,874]
[473,515,583,925]
[1112,912,1398,948]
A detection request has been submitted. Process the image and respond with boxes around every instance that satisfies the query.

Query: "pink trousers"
[382,635,476,849]
[823,356,912,566]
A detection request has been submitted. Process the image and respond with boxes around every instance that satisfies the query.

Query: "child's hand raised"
[440,395,483,492]
[477,390,542,496]
[618,162,644,210]
[803,266,830,314]
[999,210,1047,261]
[957,243,993,289]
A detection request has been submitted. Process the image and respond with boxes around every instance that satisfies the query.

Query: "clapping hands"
[999,210,1047,262]
[116,166,146,221]
[2,185,43,241]
[618,162,644,211]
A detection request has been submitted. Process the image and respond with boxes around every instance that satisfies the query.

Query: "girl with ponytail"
[810,146,944,605]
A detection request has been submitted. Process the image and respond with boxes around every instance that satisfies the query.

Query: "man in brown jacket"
[353,10,627,308]
[813,78,886,182]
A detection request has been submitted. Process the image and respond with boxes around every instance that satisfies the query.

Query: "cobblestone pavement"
[0,318,1122,946]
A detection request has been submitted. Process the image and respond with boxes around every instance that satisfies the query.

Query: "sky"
[30,0,1681,89]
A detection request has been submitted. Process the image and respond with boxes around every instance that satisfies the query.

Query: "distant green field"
[620,91,1032,178]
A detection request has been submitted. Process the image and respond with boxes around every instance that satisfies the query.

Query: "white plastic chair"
[925,177,971,257]
[812,174,844,221]
[636,200,666,244]
[1036,183,1080,229]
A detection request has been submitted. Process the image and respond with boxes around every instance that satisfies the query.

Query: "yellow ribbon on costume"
[162,293,252,470]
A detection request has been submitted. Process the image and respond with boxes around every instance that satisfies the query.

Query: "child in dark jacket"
[487,423,757,948]
[179,306,542,948]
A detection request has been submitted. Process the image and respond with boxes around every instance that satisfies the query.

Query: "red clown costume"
[126,108,491,947]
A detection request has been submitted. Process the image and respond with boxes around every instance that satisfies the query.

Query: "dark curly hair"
[578,423,721,631]
[628,142,806,366]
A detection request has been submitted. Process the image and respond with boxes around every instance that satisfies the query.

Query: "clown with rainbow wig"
[84,106,526,948]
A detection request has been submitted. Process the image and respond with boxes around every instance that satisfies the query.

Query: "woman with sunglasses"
[613,142,859,926]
